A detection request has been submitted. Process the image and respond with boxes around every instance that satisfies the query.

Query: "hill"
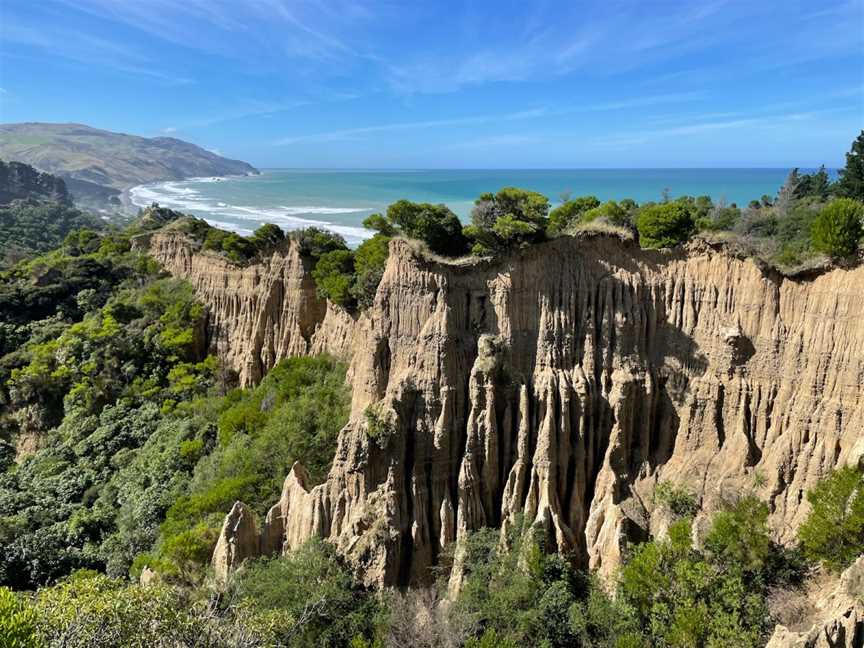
[0,160,104,266]
[0,122,258,208]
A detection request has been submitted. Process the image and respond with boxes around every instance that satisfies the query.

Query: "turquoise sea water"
[130,168,796,246]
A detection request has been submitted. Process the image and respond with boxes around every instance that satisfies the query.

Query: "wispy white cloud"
[1,17,192,84]
[274,108,549,145]
[274,92,704,145]
[441,134,545,151]
[54,0,378,65]
[589,108,854,149]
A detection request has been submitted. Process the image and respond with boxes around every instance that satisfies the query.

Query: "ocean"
[129,168,795,246]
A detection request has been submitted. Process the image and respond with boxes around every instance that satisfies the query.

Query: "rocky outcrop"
[211,501,260,584]
[144,229,356,386]
[767,556,864,647]
[150,230,864,588]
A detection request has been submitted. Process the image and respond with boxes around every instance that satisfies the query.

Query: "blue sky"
[0,0,862,168]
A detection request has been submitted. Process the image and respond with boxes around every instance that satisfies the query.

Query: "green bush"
[362,213,397,237]
[466,187,550,254]
[290,226,349,259]
[619,518,769,647]
[450,521,639,647]
[202,228,257,263]
[248,223,284,251]
[232,539,381,647]
[384,200,467,256]
[0,586,37,648]
[798,465,864,571]
[152,356,349,578]
[654,481,699,518]
[547,195,600,234]
[352,234,390,309]
[580,200,629,227]
[311,249,356,307]
[29,572,218,647]
[811,198,863,259]
[635,201,695,248]
[364,402,395,449]
[704,495,770,574]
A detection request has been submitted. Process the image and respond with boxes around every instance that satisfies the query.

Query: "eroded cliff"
[145,229,864,587]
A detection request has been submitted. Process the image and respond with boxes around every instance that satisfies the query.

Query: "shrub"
[654,481,699,518]
[385,200,467,256]
[30,572,214,647]
[311,249,356,307]
[202,229,256,263]
[619,518,769,647]
[351,234,390,309]
[232,539,381,647]
[290,227,349,259]
[249,223,284,251]
[548,195,600,234]
[635,201,695,248]
[811,198,863,259]
[466,187,550,254]
[798,465,864,571]
[364,402,396,449]
[450,521,639,647]
[704,495,771,574]
[580,200,629,227]
[0,586,37,648]
[362,213,397,237]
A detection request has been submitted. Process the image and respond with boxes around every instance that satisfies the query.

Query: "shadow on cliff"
[473,235,711,561]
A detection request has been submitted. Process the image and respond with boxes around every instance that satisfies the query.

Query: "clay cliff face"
[146,230,864,588]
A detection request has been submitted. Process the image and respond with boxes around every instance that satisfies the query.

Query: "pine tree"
[835,131,864,201]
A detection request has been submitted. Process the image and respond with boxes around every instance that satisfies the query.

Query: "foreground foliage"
[142,355,349,582]
[798,465,864,572]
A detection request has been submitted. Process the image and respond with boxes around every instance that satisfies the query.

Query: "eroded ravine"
[142,229,864,587]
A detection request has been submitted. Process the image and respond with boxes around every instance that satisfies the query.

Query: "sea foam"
[129,178,374,246]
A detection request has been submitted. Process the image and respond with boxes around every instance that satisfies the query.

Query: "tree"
[795,166,831,201]
[362,213,397,237]
[351,234,390,308]
[290,227,348,259]
[619,518,771,647]
[635,201,695,248]
[311,249,356,307]
[547,195,600,234]
[811,198,864,259]
[835,130,864,200]
[776,168,801,216]
[249,223,284,250]
[582,200,628,226]
[466,187,550,253]
[798,465,864,571]
[384,200,466,256]
[704,496,771,574]
[232,539,380,647]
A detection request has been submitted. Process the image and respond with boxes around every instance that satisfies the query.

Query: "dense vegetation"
[3,467,859,647]
[0,208,351,591]
[0,160,106,267]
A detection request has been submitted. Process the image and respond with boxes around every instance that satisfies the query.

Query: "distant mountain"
[0,122,258,208]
